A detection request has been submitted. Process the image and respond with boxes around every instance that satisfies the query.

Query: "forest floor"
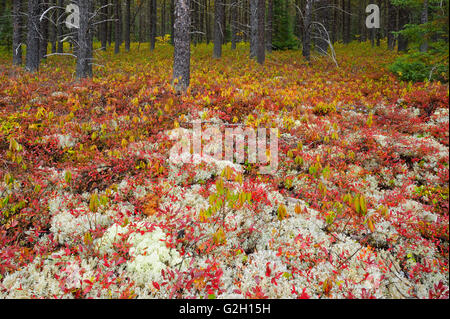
[0,42,448,299]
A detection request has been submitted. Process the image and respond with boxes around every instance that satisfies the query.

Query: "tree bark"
[114,0,121,54]
[256,0,265,64]
[302,0,312,61]
[100,0,108,50]
[76,0,93,78]
[315,0,329,55]
[40,2,49,60]
[387,0,396,50]
[26,0,40,72]
[249,0,257,58]
[397,5,409,52]
[149,0,156,50]
[213,0,224,58]
[13,0,22,65]
[420,0,428,52]
[231,0,237,49]
[57,0,64,53]
[266,0,273,52]
[124,0,130,51]
[173,0,191,93]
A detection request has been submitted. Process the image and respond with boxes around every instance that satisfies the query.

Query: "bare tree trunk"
[359,0,365,42]
[149,0,156,50]
[124,0,130,51]
[162,0,166,36]
[13,0,22,65]
[107,3,112,46]
[397,5,409,52]
[332,0,337,44]
[256,0,265,64]
[231,0,237,49]
[76,0,93,78]
[26,0,40,72]
[114,0,121,54]
[315,0,329,55]
[266,0,273,52]
[206,0,211,44]
[173,0,191,93]
[345,0,351,43]
[57,0,64,53]
[249,0,257,58]
[213,0,224,58]
[420,0,428,52]
[49,0,57,53]
[387,0,396,50]
[170,0,175,45]
[302,0,312,61]
[40,2,49,61]
[100,0,108,50]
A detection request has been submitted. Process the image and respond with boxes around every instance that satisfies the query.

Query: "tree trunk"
[345,0,351,43]
[249,0,257,58]
[387,0,396,50]
[331,0,337,44]
[26,0,40,72]
[256,0,265,64]
[231,0,237,49]
[420,0,428,52]
[173,0,191,93]
[213,0,223,58]
[170,0,175,45]
[100,0,108,50]
[124,0,130,51]
[302,0,312,61]
[315,0,329,55]
[40,2,49,61]
[162,0,166,36]
[56,0,64,53]
[114,0,121,53]
[397,5,409,52]
[13,0,22,65]
[149,0,156,50]
[266,0,273,52]
[76,0,93,78]
[206,0,211,44]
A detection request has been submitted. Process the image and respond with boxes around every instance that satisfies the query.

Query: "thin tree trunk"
[114,0,121,54]
[250,0,257,58]
[256,0,265,64]
[397,5,409,52]
[170,0,175,45]
[213,0,224,58]
[231,0,237,49]
[76,0,93,78]
[387,0,396,50]
[124,0,130,51]
[101,0,108,50]
[266,0,273,52]
[13,0,22,65]
[302,0,312,61]
[420,0,428,52]
[345,0,351,43]
[40,2,49,60]
[162,0,166,36]
[315,0,329,55]
[149,0,156,50]
[331,0,337,44]
[26,0,40,72]
[173,0,191,93]
[57,0,64,53]
[206,0,211,44]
